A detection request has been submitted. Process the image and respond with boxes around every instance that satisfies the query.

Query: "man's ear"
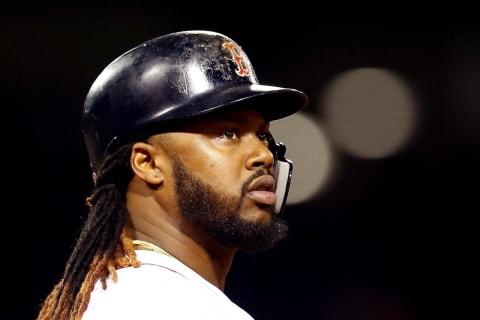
[130,142,164,185]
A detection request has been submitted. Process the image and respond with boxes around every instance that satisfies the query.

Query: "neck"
[132,239,173,257]
[124,226,236,291]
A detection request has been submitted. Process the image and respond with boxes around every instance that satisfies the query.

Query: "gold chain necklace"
[132,240,173,258]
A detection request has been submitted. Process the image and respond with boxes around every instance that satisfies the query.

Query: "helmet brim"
[140,83,309,129]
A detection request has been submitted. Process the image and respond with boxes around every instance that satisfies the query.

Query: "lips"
[247,175,276,206]
[247,175,275,192]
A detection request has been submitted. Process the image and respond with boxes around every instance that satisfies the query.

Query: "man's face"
[166,109,289,252]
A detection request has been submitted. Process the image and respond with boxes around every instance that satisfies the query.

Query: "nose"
[245,138,275,171]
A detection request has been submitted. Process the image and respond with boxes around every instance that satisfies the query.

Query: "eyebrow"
[212,111,269,126]
[180,110,270,134]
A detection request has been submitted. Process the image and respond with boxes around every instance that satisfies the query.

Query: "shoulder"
[89,254,197,299]
[82,263,198,319]
[82,252,255,319]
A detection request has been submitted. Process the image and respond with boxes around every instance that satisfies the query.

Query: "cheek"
[205,155,237,180]
[177,139,246,187]
[190,153,244,187]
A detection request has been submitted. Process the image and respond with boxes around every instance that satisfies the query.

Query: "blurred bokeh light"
[321,67,419,160]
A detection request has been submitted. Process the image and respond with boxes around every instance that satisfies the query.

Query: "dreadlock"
[37,141,142,320]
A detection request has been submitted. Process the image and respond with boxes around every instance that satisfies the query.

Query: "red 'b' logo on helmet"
[222,42,251,77]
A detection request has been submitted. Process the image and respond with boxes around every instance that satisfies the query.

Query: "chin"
[242,207,274,223]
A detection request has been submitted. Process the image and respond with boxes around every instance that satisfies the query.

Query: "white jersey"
[83,250,254,320]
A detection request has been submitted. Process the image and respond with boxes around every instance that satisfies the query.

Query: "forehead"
[181,109,270,130]
[141,109,272,143]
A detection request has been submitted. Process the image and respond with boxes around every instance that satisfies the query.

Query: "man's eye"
[258,132,273,142]
[221,129,239,139]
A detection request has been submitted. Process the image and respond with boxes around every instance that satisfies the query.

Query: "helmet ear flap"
[271,142,293,215]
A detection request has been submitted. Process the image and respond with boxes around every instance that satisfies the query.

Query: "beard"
[172,157,289,253]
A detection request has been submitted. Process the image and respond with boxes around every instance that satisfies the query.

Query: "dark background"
[3,1,478,319]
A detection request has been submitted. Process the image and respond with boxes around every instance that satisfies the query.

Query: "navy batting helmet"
[82,30,308,176]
